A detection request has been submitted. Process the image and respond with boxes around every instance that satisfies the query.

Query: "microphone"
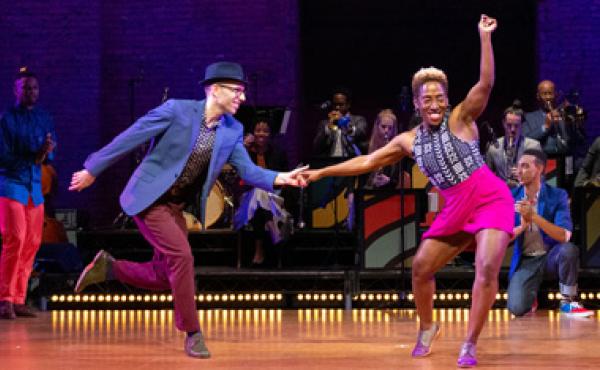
[319,100,332,110]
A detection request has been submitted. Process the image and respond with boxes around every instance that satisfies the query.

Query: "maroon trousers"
[112,202,200,332]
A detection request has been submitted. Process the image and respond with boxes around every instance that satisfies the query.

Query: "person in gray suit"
[313,87,368,157]
[486,101,541,187]
[69,62,303,358]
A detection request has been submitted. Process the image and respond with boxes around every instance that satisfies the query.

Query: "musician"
[235,118,290,266]
[365,109,408,189]
[486,101,541,187]
[0,68,56,319]
[313,87,368,157]
[69,61,304,358]
[523,80,570,156]
[312,88,368,230]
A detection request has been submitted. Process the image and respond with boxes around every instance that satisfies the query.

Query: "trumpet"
[561,103,586,128]
[544,100,562,124]
[545,98,587,128]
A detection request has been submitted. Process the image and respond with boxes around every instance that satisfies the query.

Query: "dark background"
[299,0,537,159]
[1,0,597,227]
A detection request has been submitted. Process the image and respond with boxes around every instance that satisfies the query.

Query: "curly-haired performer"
[300,15,511,368]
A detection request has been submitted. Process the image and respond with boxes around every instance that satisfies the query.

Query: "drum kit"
[184,164,238,230]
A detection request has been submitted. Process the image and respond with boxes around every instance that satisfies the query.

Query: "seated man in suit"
[508,149,592,317]
[486,101,541,187]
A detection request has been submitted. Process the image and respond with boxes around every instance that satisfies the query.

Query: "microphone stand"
[399,158,407,299]
[324,123,359,268]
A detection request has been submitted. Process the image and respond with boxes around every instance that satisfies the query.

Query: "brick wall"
[0,1,597,227]
[537,0,600,142]
[0,0,103,223]
[0,1,299,226]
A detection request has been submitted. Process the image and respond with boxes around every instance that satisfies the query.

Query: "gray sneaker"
[184,332,211,359]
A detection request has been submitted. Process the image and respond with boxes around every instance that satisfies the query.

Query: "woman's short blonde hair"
[411,67,448,98]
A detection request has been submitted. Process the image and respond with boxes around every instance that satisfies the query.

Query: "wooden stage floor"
[1,309,599,369]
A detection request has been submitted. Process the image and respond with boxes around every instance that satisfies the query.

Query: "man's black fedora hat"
[200,61,247,86]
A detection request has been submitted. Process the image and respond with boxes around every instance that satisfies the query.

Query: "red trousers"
[0,197,44,304]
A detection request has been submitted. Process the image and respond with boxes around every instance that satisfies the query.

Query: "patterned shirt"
[168,117,220,198]
[412,117,484,189]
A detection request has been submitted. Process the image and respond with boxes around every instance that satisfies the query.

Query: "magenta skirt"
[423,165,514,242]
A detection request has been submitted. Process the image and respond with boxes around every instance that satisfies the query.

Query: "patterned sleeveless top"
[412,117,484,189]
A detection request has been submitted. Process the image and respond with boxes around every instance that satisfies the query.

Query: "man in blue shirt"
[0,68,56,319]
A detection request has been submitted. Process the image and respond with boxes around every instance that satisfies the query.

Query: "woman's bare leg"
[465,228,510,343]
[412,232,473,330]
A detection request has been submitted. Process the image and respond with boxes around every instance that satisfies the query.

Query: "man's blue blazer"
[84,99,277,225]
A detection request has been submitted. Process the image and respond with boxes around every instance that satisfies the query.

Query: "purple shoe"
[411,323,440,357]
[457,342,477,368]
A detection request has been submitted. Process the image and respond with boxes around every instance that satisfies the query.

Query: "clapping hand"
[515,199,535,223]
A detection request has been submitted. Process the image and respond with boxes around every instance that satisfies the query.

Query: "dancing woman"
[300,15,511,367]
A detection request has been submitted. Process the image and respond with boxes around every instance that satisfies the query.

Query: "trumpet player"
[486,101,541,187]
[313,87,368,158]
[523,80,569,156]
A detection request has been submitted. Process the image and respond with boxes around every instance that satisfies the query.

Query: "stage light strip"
[48,291,600,306]
[196,293,283,302]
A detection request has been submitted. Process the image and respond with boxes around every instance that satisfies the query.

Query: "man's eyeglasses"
[218,84,246,97]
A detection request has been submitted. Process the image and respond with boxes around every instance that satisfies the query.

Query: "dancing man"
[300,15,510,367]
[69,61,303,358]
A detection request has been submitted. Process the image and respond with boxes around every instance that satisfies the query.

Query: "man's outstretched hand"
[69,169,96,192]
[275,165,309,187]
